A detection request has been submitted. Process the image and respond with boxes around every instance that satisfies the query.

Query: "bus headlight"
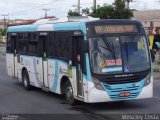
[92,77,105,91]
[144,73,151,87]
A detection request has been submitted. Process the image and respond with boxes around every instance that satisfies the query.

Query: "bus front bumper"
[87,82,153,103]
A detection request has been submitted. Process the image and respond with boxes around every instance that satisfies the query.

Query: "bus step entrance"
[42,86,50,92]
[77,95,84,99]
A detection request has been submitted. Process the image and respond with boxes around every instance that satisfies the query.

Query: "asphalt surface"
[0,55,160,120]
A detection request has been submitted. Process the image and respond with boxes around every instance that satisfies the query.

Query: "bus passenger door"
[73,36,84,98]
[39,33,49,88]
[12,33,18,78]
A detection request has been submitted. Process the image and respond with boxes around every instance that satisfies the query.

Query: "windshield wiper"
[124,39,129,62]
[101,37,114,58]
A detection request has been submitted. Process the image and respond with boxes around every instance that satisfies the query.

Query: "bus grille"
[100,75,145,84]
[102,80,144,100]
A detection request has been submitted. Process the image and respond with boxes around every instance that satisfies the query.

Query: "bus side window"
[28,32,38,56]
[54,32,72,61]
[6,33,13,53]
[47,32,55,58]
[17,33,28,54]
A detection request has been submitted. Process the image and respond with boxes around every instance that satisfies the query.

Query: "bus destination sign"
[94,25,138,34]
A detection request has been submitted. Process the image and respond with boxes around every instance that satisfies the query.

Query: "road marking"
[153,96,160,100]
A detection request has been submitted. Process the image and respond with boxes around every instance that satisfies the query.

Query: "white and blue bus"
[6,17,153,105]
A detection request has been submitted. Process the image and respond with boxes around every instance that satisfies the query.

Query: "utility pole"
[42,8,50,18]
[125,0,133,9]
[78,0,80,14]
[8,13,10,22]
[1,14,8,29]
[93,0,96,12]
[72,0,81,14]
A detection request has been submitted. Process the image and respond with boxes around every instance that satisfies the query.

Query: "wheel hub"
[66,87,73,101]
[24,77,28,87]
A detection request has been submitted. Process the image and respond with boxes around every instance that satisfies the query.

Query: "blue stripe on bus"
[53,22,81,31]
[52,60,59,92]
[80,22,87,40]
[103,79,145,100]
[86,53,92,82]
[7,22,87,41]
[7,25,39,32]
[53,22,87,34]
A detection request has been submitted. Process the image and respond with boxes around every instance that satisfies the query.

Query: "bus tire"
[22,70,31,90]
[64,81,76,105]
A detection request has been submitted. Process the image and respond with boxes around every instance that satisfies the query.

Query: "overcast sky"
[0,0,160,20]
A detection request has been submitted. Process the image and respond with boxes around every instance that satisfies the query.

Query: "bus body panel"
[6,53,15,77]
[137,77,153,99]
[43,60,49,87]
[47,59,69,94]
[17,55,43,88]
[47,59,56,92]
[87,77,153,103]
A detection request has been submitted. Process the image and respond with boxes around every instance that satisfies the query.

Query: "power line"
[3,1,91,19]
[8,2,90,16]
[93,0,96,11]
[9,0,57,15]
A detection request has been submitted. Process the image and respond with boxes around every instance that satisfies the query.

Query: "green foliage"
[68,10,80,16]
[113,7,133,19]
[114,0,126,10]
[90,4,114,19]
[67,0,133,19]
[113,0,133,19]
[0,28,7,36]
[82,8,90,15]
[90,0,133,19]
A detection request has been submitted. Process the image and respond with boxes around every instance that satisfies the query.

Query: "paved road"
[0,55,160,120]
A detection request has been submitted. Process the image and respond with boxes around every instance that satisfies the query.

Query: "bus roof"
[7,16,99,33]
[7,19,142,33]
[7,21,87,33]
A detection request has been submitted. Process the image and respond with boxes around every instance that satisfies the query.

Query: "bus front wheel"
[65,81,76,105]
[22,70,31,90]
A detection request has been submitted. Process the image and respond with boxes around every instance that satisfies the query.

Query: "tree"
[90,0,133,19]
[68,10,81,16]
[90,4,114,19]
[0,28,7,36]
[113,0,133,19]
[82,8,90,16]
[67,0,133,19]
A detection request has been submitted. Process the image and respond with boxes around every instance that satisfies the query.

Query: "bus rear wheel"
[22,70,31,90]
[65,81,76,105]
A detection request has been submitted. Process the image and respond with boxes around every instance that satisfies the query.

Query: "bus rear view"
[86,20,152,102]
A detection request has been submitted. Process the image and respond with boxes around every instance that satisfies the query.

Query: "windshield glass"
[89,35,150,74]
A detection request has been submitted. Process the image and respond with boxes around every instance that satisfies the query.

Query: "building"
[133,10,160,35]
[133,10,160,27]
[0,16,56,29]
[8,16,56,27]
[0,21,8,30]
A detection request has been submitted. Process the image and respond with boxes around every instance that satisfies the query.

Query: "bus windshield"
[89,35,150,74]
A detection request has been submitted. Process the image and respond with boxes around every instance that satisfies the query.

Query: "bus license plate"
[119,92,130,97]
